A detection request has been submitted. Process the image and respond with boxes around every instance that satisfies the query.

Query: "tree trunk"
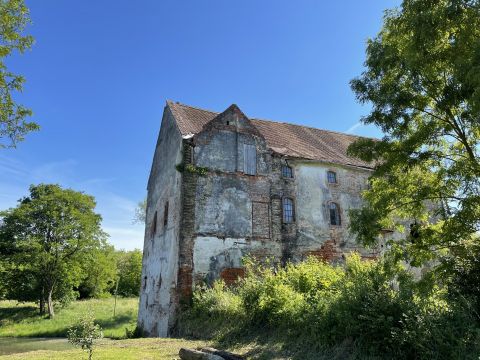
[39,286,45,315]
[39,297,45,315]
[47,287,55,318]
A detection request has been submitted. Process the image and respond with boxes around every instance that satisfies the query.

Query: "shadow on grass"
[180,321,359,360]
[0,304,43,325]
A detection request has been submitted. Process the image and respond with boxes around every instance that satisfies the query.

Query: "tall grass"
[0,298,138,338]
[181,254,480,359]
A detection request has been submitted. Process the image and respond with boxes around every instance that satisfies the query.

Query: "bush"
[67,312,103,360]
[182,254,480,359]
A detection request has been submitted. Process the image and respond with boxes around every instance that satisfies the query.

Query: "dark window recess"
[164,202,169,227]
[151,211,157,237]
[283,198,295,223]
[329,202,341,225]
[243,144,257,175]
[327,171,337,184]
[282,165,293,178]
[143,276,147,290]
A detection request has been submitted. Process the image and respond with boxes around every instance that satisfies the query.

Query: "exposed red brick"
[177,266,193,299]
[220,268,245,285]
[305,239,342,262]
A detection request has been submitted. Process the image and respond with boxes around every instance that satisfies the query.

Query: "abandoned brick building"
[138,100,385,337]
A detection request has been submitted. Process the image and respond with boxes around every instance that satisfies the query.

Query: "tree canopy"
[0,184,106,317]
[0,0,38,148]
[348,0,480,267]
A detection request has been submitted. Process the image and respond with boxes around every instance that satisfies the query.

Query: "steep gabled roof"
[166,100,374,170]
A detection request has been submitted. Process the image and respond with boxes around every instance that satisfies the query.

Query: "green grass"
[0,298,138,338]
[0,338,211,359]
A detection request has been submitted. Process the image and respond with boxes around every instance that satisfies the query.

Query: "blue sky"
[1,0,399,250]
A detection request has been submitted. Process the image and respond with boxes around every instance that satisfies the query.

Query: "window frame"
[282,197,295,223]
[281,165,294,179]
[327,170,337,184]
[328,202,341,226]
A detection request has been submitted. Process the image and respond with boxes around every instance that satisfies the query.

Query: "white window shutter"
[243,144,257,175]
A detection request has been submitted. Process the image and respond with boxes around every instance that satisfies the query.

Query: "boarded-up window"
[243,144,257,175]
[252,202,270,238]
[220,268,245,285]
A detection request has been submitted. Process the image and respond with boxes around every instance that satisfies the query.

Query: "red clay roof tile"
[167,100,374,170]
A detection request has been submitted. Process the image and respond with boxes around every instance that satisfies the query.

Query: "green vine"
[176,163,209,176]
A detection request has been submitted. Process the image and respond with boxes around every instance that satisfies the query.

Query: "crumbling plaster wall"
[291,161,380,261]
[186,115,380,286]
[138,107,183,337]
[188,108,280,286]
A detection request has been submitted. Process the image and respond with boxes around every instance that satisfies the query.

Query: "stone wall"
[138,106,183,337]
[139,104,383,337]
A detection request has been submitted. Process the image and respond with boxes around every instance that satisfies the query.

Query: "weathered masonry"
[138,100,384,337]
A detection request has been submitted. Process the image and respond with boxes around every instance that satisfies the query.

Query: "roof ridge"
[168,100,376,141]
[168,100,218,115]
[252,117,376,141]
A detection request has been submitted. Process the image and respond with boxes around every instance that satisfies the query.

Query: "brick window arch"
[329,202,341,226]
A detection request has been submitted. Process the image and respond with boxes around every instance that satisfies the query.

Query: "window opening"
[327,171,337,184]
[329,202,341,225]
[283,198,295,223]
[151,211,157,237]
[282,165,293,178]
[164,202,169,227]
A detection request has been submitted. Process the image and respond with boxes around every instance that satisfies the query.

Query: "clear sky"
[1,0,400,250]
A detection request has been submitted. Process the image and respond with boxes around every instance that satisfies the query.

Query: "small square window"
[327,171,337,184]
[282,165,293,178]
[283,198,295,223]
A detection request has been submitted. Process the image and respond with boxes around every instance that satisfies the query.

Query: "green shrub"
[67,311,103,360]
[182,254,480,359]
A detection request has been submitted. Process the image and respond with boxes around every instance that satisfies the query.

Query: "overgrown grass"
[0,298,138,338]
[0,338,210,359]
[181,254,480,359]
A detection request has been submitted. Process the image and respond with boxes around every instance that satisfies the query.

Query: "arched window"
[329,202,341,226]
[282,165,293,178]
[327,171,337,184]
[283,197,295,223]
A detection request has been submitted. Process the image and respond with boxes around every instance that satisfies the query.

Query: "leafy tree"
[115,249,142,297]
[348,0,480,267]
[0,184,106,317]
[0,0,38,148]
[132,197,146,224]
[77,242,117,299]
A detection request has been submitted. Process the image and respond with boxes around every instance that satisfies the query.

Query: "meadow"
[0,298,138,338]
[0,298,215,359]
